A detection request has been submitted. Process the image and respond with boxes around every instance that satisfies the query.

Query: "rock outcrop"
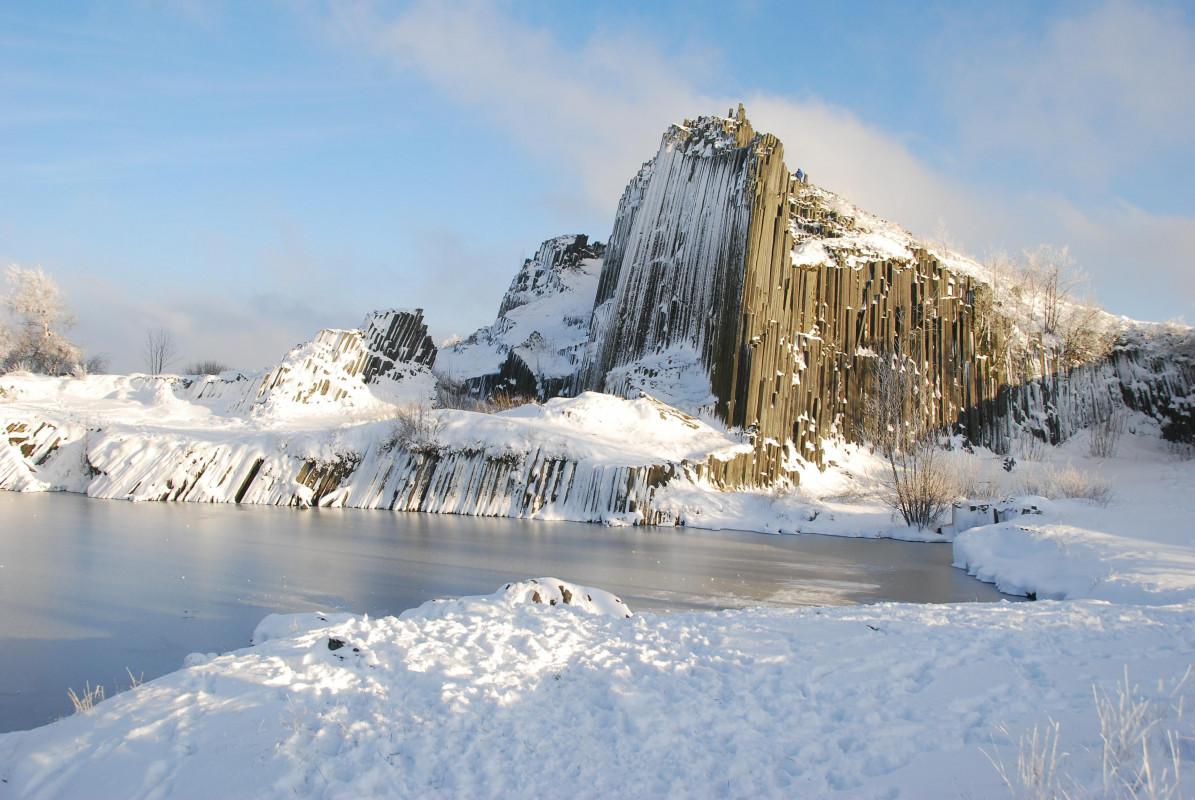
[4,106,1192,518]
[251,308,436,413]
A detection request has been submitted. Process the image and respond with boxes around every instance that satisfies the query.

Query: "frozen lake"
[0,491,1011,731]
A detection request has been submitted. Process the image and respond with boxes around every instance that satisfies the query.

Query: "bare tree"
[860,352,953,530]
[144,328,178,376]
[2,265,81,374]
[1022,245,1080,336]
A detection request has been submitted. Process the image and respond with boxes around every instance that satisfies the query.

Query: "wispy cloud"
[940,1,1195,182]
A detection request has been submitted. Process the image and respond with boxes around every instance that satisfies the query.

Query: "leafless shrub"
[861,353,953,530]
[67,681,105,714]
[1023,245,1082,337]
[1089,408,1127,459]
[884,439,954,530]
[432,371,535,413]
[942,451,1001,501]
[385,405,444,455]
[186,360,229,376]
[486,392,536,411]
[144,328,177,376]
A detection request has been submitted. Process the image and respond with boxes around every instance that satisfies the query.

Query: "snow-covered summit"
[435,234,604,398]
[250,308,436,419]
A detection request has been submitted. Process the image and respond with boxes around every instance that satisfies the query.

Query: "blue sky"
[2,1,1193,371]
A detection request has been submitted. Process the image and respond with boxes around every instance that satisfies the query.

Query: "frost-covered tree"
[2,265,82,374]
[0,318,12,366]
[993,246,1113,373]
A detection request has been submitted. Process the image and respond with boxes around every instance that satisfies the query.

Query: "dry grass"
[1016,464,1113,505]
[67,682,105,714]
[987,669,1189,800]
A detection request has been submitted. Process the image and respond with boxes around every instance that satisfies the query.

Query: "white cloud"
[1042,197,1195,320]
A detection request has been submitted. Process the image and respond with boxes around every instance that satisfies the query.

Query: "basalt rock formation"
[465,106,1194,485]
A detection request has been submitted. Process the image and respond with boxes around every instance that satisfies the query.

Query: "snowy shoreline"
[1,579,1191,798]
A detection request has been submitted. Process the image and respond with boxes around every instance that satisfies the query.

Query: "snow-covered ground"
[1,579,1191,799]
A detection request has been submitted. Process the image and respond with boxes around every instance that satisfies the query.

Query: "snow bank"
[2,584,1192,798]
[955,522,1195,603]
[952,427,1195,604]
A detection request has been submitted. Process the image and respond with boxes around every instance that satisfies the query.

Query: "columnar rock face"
[498,235,605,317]
[579,107,761,413]
[361,309,436,381]
[573,106,996,482]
